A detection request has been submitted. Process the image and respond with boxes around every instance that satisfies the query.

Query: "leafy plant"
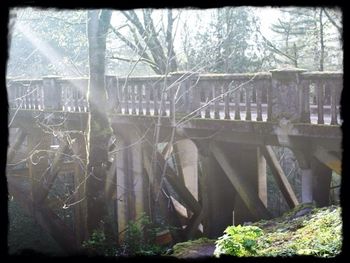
[214,225,263,257]
[82,228,117,256]
[118,213,167,256]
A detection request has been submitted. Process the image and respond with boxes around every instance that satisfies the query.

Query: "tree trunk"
[319,9,325,71]
[86,9,112,237]
[166,10,178,72]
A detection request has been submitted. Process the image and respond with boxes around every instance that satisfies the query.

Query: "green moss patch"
[214,205,342,258]
[171,238,216,258]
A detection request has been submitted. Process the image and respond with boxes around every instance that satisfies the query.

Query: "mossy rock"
[171,237,216,258]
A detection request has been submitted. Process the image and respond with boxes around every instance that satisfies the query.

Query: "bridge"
[6,68,342,253]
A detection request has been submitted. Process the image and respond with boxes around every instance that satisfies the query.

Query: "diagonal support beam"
[261,145,299,208]
[210,142,271,220]
[8,176,77,253]
[314,145,341,175]
[36,139,69,203]
[7,129,27,164]
[143,147,201,214]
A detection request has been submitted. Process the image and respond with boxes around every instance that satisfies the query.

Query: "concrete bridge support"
[111,127,148,240]
[197,143,235,238]
[294,149,333,207]
[196,141,269,238]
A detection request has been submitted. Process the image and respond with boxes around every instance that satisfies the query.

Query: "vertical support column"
[128,132,145,219]
[228,144,265,225]
[71,131,88,244]
[311,157,332,207]
[294,148,332,206]
[174,139,198,202]
[197,142,235,238]
[257,147,267,207]
[42,76,62,110]
[27,129,51,208]
[114,127,148,242]
[270,68,306,122]
[301,168,313,203]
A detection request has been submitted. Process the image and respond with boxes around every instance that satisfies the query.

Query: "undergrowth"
[214,205,342,258]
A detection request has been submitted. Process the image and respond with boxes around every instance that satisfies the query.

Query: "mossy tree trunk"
[86,9,113,238]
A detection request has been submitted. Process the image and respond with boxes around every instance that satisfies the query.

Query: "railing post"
[170,72,200,117]
[105,75,117,112]
[42,76,62,110]
[269,68,306,122]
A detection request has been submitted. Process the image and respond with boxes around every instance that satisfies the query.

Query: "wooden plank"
[210,142,271,220]
[261,145,299,208]
[314,145,341,175]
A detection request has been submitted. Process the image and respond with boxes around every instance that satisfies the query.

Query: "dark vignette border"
[1,0,346,262]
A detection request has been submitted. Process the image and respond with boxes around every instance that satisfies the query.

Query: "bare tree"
[110,9,178,74]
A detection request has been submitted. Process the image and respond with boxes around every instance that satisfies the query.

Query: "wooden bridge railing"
[7,69,343,125]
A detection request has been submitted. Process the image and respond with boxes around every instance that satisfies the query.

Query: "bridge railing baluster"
[256,79,263,121]
[115,78,122,114]
[213,81,220,119]
[131,84,136,115]
[234,81,241,120]
[224,81,231,120]
[331,78,342,125]
[300,79,311,123]
[266,78,273,122]
[137,82,143,115]
[160,81,167,117]
[6,70,342,126]
[153,83,159,116]
[125,84,130,114]
[316,80,325,124]
[43,76,62,110]
[245,84,252,121]
[145,81,151,115]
